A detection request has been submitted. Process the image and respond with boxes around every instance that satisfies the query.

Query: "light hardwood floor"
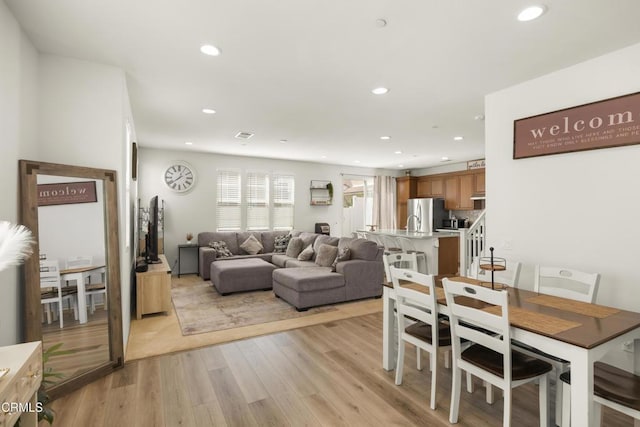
[43,312,633,426]
[126,275,383,361]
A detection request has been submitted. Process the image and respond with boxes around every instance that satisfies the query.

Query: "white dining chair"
[383,252,418,284]
[391,266,451,410]
[443,278,552,427]
[514,265,601,424]
[66,256,108,315]
[468,258,522,288]
[559,361,640,426]
[40,259,77,328]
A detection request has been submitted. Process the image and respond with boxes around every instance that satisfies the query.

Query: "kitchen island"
[358,229,460,275]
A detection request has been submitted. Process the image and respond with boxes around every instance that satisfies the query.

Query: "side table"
[178,244,199,277]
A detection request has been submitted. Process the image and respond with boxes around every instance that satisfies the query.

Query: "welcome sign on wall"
[513,91,640,159]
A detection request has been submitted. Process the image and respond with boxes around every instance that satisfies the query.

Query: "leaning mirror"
[20,160,124,399]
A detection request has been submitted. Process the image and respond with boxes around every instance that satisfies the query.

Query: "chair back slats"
[66,256,93,269]
[534,265,600,303]
[390,266,437,325]
[443,278,512,379]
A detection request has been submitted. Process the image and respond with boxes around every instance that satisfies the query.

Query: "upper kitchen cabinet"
[458,174,475,210]
[416,176,444,198]
[396,176,417,229]
[474,172,485,194]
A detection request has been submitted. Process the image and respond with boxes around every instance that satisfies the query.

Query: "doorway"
[341,176,374,237]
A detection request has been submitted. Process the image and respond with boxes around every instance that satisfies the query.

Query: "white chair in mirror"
[66,256,108,314]
[40,259,77,328]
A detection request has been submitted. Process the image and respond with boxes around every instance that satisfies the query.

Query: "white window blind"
[246,172,269,230]
[272,174,295,230]
[216,170,241,231]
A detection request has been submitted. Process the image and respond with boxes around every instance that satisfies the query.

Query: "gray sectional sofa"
[197,230,384,310]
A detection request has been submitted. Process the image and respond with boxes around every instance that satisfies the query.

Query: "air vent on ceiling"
[235,131,254,140]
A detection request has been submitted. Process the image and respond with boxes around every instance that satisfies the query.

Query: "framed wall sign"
[37,181,97,206]
[514,91,640,159]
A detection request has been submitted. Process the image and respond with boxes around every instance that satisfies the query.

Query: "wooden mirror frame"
[19,160,124,398]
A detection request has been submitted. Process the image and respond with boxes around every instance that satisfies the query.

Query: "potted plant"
[326,182,333,201]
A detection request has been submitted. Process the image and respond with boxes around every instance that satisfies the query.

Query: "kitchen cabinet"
[396,176,417,229]
[438,236,460,275]
[474,172,485,194]
[458,174,475,210]
[444,176,459,210]
[416,176,444,198]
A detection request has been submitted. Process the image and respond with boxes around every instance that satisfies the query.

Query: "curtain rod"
[340,173,375,178]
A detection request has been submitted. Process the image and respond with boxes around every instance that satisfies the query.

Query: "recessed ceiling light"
[280,139,287,143]
[474,114,485,121]
[185,141,193,145]
[375,18,387,28]
[453,136,464,141]
[353,160,361,164]
[321,155,327,159]
[371,87,389,95]
[200,44,221,56]
[202,108,216,114]
[441,156,450,161]
[517,5,546,21]
[394,151,402,154]
[398,164,404,168]
[380,136,391,140]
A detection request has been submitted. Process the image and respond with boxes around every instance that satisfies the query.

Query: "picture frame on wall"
[513,91,640,159]
[132,142,138,180]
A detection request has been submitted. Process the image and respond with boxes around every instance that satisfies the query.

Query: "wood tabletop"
[386,276,640,349]
[60,265,106,274]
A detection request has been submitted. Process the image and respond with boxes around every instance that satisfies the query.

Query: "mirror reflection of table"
[60,265,106,324]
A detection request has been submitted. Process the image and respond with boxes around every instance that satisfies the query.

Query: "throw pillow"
[331,247,351,271]
[315,244,339,268]
[273,234,292,253]
[240,234,263,255]
[297,244,314,261]
[285,237,304,258]
[209,241,233,258]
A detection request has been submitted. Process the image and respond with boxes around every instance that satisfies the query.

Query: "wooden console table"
[136,254,171,319]
[0,341,42,427]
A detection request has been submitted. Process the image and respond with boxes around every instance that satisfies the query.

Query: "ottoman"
[210,258,276,295]
[272,267,346,311]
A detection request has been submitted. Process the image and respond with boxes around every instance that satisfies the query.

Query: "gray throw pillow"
[315,244,339,268]
[274,234,292,253]
[209,240,233,257]
[331,247,351,271]
[240,234,263,255]
[285,237,304,258]
[297,244,314,261]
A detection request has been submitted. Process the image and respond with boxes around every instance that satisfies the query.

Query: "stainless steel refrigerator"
[406,198,447,233]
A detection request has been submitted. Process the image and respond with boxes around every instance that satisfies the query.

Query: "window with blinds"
[272,174,295,230]
[246,172,269,230]
[216,170,241,231]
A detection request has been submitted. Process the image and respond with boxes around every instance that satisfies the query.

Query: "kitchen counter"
[359,229,459,239]
[357,229,461,276]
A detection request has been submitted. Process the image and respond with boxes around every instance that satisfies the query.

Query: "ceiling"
[7,1,640,170]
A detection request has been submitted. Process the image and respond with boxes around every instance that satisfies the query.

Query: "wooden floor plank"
[44,312,635,427]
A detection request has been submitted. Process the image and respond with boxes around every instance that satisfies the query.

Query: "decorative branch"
[0,221,35,272]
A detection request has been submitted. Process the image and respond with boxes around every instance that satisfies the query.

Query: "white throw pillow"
[240,234,263,255]
[297,244,314,261]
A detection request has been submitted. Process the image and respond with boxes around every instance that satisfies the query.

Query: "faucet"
[406,214,421,232]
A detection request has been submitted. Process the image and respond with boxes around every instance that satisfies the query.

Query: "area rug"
[171,282,337,336]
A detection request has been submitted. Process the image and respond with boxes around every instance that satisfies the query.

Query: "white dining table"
[382,278,640,427]
[60,265,105,324]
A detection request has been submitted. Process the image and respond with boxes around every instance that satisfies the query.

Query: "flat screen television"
[146,195,161,263]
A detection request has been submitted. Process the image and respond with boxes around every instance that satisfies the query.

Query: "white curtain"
[372,176,396,230]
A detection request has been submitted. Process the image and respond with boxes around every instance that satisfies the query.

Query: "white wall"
[0,2,39,345]
[486,43,640,313]
[37,176,106,268]
[37,56,135,349]
[138,147,396,271]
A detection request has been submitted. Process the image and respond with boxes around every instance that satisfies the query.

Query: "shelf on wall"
[310,180,333,206]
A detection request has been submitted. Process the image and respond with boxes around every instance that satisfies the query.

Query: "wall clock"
[163,161,196,193]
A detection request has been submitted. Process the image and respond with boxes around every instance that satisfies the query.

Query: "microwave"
[442,218,467,229]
